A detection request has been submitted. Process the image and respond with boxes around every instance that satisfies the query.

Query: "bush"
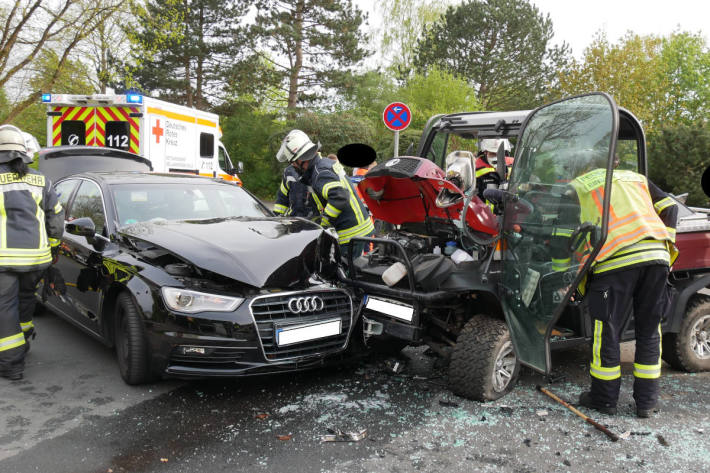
[647,124,710,207]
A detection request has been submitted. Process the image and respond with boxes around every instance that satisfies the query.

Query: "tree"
[558,32,710,133]
[414,0,570,110]
[0,0,124,124]
[375,0,448,80]
[128,0,255,108]
[648,124,710,207]
[251,0,370,114]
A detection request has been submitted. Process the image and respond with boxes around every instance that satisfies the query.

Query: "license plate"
[275,319,342,346]
[365,296,414,322]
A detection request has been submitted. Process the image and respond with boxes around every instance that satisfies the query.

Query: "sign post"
[383,102,412,157]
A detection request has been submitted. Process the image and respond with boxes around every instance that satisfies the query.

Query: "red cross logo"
[152,119,164,144]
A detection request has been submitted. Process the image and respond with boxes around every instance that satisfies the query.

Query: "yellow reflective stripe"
[0,247,52,257]
[311,193,323,212]
[612,240,667,255]
[552,228,573,237]
[273,204,288,214]
[33,191,47,249]
[593,250,670,274]
[323,203,341,218]
[49,238,60,247]
[0,332,25,352]
[341,175,365,223]
[654,197,675,213]
[633,362,661,379]
[551,257,570,272]
[475,167,495,178]
[53,202,63,214]
[0,192,5,249]
[21,321,34,332]
[337,218,375,244]
[280,181,288,195]
[666,227,676,241]
[321,216,331,228]
[592,319,602,368]
[590,364,621,380]
[321,181,344,199]
[0,254,53,266]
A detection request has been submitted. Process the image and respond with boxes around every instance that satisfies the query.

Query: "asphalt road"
[1,309,708,473]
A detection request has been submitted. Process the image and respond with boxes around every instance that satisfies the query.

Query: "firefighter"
[475,139,510,203]
[551,152,677,418]
[273,164,316,218]
[276,130,374,255]
[0,125,63,381]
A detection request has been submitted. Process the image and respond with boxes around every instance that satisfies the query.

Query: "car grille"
[249,290,352,361]
[169,346,246,369]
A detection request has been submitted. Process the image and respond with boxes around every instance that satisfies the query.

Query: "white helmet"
[479,138,511,154]
[0,124,33,164]
[0,125,28,153]
[276,129,319,163]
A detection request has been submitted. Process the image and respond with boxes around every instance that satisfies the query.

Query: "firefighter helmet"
[0,125,33,164]
[276,129,320,163]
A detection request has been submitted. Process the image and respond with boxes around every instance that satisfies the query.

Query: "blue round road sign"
[383,102,412,131]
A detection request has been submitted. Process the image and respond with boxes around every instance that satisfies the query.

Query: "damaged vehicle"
[38,146,353,384]
[342,93,710,401]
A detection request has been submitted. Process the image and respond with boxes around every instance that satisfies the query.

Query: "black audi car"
[38,147,355,384]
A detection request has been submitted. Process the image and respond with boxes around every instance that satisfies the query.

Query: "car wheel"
[115,292,153,385]
[448,315,520,401]
[663,298,710,372]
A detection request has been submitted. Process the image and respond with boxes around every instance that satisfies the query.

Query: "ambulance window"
[106,121,130,150]
[218,146,233,170]
[61,121,86,146]
[69,180,106,235]
[200,133,214,158]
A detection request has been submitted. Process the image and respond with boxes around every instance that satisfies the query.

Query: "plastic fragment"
[536,409,548,418]
[255,413,269,420]
[277,434,292,441]
[321,428,368,442]
[618,431,631,440]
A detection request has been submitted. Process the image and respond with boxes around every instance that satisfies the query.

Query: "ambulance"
[42,93,242,184]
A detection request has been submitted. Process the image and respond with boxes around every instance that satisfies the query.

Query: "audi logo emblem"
[288,296,325,314]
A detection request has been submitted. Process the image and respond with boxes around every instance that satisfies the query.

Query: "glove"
[51,246,60,264]
[319,214,332,228]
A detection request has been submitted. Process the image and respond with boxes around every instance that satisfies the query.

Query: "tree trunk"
[287,0,304,118]
[195,1,204,108]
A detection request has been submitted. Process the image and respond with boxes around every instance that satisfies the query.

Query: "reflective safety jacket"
[273,165,316,218]
[0,165,64,272]
[552,169,677,276]
[474,157,501,202]
[301,156,374,245]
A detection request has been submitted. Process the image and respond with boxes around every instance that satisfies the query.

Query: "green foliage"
[558,32,710,134]
[648,124,710,207]
[252,0,370,111]
[414,0,571,110]
[127,0,256,108]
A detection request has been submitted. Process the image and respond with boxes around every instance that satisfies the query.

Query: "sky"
[357,0,710,60]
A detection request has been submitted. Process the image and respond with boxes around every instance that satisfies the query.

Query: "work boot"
[1,367,23,381]
[636,405,659,418]
[578,391,617,415]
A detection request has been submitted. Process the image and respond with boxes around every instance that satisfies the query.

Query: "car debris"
[656,434,670,447]
[438,399,460,408]
[537,386,619,442]
[619,431,631,440]
[384,358,405,374]
[321,428,368,442]
[276,434,292,441]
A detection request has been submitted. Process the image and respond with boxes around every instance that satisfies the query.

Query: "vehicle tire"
[115,292,153,384]
[662,298,710,372]
[448,315,520,401]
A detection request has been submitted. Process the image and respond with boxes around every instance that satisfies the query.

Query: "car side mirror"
[496,142,506,180]
[66,217,96,239]
[237,161,244,174]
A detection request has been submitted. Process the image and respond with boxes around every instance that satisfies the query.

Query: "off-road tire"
[662,298,710,372]
[115,292,153,384]
[449,315,520,401]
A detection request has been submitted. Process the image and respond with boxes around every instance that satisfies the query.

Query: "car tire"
[115,292,153,385]
[662,298,710,372]
[448,315,520,401]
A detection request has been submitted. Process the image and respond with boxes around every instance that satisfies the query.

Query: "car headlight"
[161,287,244,313]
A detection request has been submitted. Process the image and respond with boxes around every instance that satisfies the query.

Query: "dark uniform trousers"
[587,264,669,410]
[0,270,44,374]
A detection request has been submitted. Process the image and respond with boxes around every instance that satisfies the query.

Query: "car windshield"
[111,182,269,225]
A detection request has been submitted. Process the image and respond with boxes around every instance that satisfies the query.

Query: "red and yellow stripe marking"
[94,106,140,154]
[52,106,93,146]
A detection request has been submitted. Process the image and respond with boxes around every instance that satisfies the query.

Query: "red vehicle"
[342,94,710,400]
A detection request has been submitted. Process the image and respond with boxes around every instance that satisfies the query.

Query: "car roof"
[60,170,227,186]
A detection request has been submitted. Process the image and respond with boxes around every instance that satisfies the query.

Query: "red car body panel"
[358,157,498,235]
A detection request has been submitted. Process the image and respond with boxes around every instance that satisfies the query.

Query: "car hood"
[358,157,498,235]
[119,217,338,288]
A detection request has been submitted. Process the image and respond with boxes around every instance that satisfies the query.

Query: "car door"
[56,178,109,336]
[500,93,619,375]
